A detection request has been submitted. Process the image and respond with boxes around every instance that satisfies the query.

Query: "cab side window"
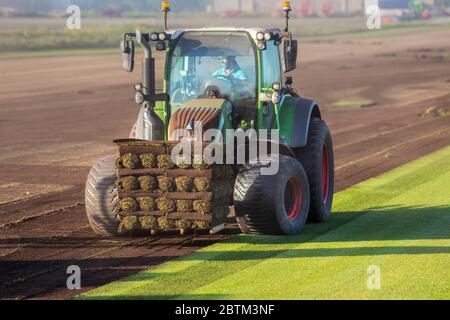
[261,41,281,88]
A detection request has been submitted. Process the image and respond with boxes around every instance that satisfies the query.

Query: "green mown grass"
[79,146,450,300]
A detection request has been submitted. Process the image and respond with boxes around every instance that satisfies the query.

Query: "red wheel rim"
[285,177,303,220]
[322,144,330,203]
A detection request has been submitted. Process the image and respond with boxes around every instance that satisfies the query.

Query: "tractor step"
[209,223,226,235]
[113,139,234,236]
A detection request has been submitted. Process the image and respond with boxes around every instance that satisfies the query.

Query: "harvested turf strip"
[158,217,175,230]
[194,220,211,230]
[137,197,155,211]
[194,177,211,192]
[192,155,211,170]
[121,153,141,169]
[158,176,175,192]
[138,176,158,191]
[157,155,175,169]
[193,200,212,214]
[118,176,139,191]
[156,197,176,213]
[118,216,139,235]
[176,200,193,212]
[176,220,192,234]
[140,153,156,168]
[119,198,138,212]
[175,176,194,192]
[140,216,158,231]
[176,155,192,169]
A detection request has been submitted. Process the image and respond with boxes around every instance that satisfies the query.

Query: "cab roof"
[169,28,281,41]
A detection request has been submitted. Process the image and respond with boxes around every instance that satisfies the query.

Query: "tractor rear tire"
[295,118,334,223]
[85,155,119,236]
[234,155,310,235]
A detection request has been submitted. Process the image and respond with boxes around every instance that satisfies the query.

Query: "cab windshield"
[168,31,257,108]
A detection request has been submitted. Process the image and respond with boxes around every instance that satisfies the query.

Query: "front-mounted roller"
[85,0,334,237]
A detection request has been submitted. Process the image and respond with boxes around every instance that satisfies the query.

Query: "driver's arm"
[231,70,249,86]
[212,69,223,78]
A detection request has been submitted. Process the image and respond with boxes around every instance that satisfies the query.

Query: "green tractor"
[85,1,334,237]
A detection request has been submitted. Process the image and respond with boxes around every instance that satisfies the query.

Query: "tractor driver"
[212,56,248,87]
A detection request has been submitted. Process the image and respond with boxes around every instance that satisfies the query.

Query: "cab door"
[258,40,282,130]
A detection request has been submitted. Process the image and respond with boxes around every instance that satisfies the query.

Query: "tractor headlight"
[158,32,167,41]
[156,41,166,51]
[256,32,265,41]
[264,32,273,41]
[272,91,280,104]
[150,32,159,41]
[257,42,266,50]
[135,91,144,104]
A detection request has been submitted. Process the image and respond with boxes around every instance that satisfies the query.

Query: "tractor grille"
[168,106,221,141]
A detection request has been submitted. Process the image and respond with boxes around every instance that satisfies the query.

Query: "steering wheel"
[203,77,233,98]
[171,87,198,104]
[212,74,231,81]
[212,73,243,87]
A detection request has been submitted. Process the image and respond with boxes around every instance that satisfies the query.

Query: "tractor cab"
[123,27,297,141]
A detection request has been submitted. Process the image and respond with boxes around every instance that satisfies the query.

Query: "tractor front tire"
[234,155,310,235]
[85,155,119,236]
[129,122,137,139]
[295,118,334,223]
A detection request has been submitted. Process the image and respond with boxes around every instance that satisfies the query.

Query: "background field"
[81,146,450,300]
[1,16,450,56]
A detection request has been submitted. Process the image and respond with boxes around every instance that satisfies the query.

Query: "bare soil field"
[0,29,449,299]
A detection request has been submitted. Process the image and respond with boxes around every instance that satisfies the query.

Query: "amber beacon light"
[161,1,171,30]
[282,1,292,32]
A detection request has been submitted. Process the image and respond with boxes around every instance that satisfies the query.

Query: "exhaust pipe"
[134,30,164,141]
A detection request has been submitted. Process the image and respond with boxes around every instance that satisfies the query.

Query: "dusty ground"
[0,29,449,299]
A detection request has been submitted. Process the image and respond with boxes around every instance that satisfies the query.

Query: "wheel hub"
[285,177,303,220]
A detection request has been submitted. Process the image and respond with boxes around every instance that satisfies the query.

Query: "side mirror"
[283,39,298,73]
[120,40,135,72]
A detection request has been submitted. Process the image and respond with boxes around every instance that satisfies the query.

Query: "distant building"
[0,6,16,17]
[211,0,438,17]
[212,0,365,16]
[298,0,364,16]
[334,0,364,14]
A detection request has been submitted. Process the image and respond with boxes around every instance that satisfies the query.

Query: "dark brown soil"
[0,29,449,300]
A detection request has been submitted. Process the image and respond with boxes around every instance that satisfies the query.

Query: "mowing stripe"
[334,118,438,151]
[79,146,450,300]
[335,127,450,171]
